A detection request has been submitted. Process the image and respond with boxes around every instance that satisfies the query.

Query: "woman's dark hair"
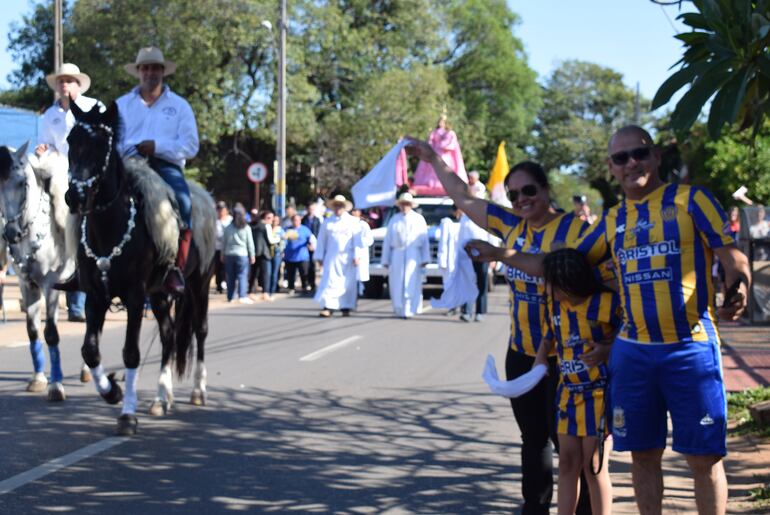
[259,209,274,220]
[232,203,247,229]
[504,161,549,191]
[543,248,608,299]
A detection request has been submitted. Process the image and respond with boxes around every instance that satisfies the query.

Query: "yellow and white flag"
[487,141,511,206]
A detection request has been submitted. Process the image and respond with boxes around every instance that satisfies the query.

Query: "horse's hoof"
[148,400,164,417]
[190,390,206,406]
[47,383,66,402]
[100,373,123,405]
[115,414,138,436]
[80,367,92,383]
[148,398,172,416]
[26,378,48,393]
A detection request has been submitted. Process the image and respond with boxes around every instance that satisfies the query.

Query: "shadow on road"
[0,384,522,513]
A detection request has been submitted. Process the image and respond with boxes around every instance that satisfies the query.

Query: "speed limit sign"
[246,162,268,183]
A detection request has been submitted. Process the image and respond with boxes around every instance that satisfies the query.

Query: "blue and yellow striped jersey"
[487,204,588,356]
[574,183,735,344]
[547,291,621,386]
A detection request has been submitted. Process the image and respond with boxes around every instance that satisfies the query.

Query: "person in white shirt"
[116,46,200,295]
[38,63,104,318]
[314,195,365,317]
[458,209,492,322]
[214,201,233,294]
[468,170,487,199]
[351,208,374,296]
[382,193,430,319]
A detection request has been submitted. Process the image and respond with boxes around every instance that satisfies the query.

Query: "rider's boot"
[163,229,191,296]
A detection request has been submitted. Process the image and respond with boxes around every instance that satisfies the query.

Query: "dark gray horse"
[66,101,216,436]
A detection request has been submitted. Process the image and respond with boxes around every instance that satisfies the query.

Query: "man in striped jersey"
[467,125,750,515]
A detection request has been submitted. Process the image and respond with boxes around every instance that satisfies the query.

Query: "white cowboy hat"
[396,192,418,208]
[326,194,353,211]
[124,46,177,78]
[45,63,91,94]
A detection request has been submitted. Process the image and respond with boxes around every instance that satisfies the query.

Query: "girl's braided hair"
[542,248,609,300]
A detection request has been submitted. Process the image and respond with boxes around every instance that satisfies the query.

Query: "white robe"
[432,215,486,309]
[437,217,460,283]
[382,210,430,318]
[357,219,374,282]
[314,212,363,310]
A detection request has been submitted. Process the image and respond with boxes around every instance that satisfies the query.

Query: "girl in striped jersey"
[534,249,621,515]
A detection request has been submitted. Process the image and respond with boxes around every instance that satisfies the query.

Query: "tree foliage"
[443,0,541,167]
[1,0,541,201]
[533,60,647,206]
[705,125,770,205]
[652,0,770,140]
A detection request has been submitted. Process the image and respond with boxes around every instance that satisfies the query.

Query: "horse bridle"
[0,168,51,279]
[70,120,118,214]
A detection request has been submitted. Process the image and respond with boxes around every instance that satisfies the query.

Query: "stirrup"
[162,267,186,296]
[54,272,80,292]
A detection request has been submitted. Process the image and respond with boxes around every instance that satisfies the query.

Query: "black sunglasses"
[610,146,652,166]
[507,184,538,203]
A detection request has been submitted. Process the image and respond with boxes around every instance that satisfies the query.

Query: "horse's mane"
[28,151,70,239]
[123,157,180,267]
[121,157,215,272]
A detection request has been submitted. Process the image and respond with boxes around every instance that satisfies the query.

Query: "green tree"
[652,0,770,140]
[705,125,770,205]
[533,60,647,206]
[443,0,541,169]
[1,1,72,111]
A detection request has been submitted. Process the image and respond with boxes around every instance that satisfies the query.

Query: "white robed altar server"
[314,195,365,317]
[431,211,487,310]
[351,209,374,284]
[382,193,430,319]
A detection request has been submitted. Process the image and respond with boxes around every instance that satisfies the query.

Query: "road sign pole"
[254,182,260,211]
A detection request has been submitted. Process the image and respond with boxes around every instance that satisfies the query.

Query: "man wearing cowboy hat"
[116,46,199,295]
[313,195,365,317]
[39,63,105,321]
[381,192,430,319]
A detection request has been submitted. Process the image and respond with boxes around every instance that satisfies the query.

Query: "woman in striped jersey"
[407,139,596,514]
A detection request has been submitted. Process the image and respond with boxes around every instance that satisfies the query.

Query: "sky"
[0,0,693,102]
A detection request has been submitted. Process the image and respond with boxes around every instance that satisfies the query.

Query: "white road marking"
[5,341,29,349]
[0,437,127,495]
[299,335,362,362]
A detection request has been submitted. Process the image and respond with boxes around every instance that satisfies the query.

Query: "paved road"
[0,289,524,513]
[0,288,761,514]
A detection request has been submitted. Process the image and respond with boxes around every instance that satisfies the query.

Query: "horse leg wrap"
[48,346,63,383]
[121,368,138,415]
[157,365,174,404]
[91,364,112,396]
[30,340,45,373]
[194,362,207,394]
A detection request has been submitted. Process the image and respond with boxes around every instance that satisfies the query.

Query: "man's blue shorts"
[609,337,727,456]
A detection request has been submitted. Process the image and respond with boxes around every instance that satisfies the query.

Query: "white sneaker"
[238,297,254,305]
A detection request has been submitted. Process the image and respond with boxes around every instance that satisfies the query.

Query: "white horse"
[0,143,79,400]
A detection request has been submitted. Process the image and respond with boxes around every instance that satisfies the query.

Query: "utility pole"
[53,0,63,100]
[634,81,641,123]
[274,0,287,218]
